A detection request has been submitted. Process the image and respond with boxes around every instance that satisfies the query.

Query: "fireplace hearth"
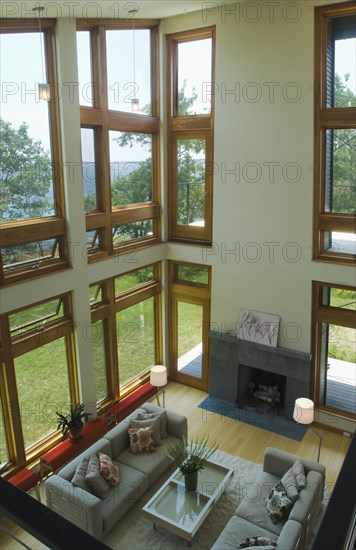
[208,331,311,420]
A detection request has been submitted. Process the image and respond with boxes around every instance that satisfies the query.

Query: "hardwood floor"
[1,381,352,548]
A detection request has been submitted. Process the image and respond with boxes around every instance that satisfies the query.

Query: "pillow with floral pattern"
[98,452,120,487]
[128,426,156,454]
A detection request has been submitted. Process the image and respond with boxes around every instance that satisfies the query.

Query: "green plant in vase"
[56,403,91,442]
[165,434,219,491]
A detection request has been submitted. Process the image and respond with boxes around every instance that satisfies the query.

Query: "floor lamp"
[150,365,167,408]
[293,397,323,462]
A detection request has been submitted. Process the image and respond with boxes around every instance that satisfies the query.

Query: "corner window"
[314,4,356,264]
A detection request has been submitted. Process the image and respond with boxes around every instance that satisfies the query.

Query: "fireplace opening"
[237,364,286,415]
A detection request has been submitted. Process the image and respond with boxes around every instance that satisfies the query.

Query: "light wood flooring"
[1,381,353,548]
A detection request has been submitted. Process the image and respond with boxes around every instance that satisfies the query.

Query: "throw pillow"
[236,536,277,548]
[281,468,299,503]
[128,426,156,454]
[130,415,161,445]
[71,456,92,493]
[98,453,120,487]
[292,459,306,490]
[266,480,293,524]
[136,410,168,439]
[85,454,110,499]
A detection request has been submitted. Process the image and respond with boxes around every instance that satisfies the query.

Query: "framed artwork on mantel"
[238,309,280,347]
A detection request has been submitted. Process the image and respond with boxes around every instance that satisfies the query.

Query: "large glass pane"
[92,320,108,402]
[76,31,93,107]
[106,29,151,114]
[323,324,356,414]
[14,338,71,448]
[0,33,55,221]
[177,139,206,226]
[112,220,154,245]
[323,231,356,255]
[325,129,356,214]
[332,17,356,108]
[115,265,154,295]
[177,38,212,115]
[177,301,203,379]
[2,239,60,273]
[117,298,155,387]
[109,131,152,206]
[322,287,356,310]
[81,128,98,211]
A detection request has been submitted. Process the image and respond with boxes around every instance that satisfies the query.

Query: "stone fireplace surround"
[208,331,312,419]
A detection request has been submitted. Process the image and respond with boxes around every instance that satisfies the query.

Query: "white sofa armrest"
[45,475,103,539]
[263,447,326,479]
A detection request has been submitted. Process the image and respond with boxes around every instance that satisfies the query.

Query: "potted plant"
[165,434,219,491]
[56,403,91,442]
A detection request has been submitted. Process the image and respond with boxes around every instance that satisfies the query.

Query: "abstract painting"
[238,309,280,347]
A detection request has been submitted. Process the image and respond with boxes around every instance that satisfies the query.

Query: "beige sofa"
[211,447,326,550]
[45,403,187,540]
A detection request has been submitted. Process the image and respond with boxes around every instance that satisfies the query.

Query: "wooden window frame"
[0,19,68,286]
[313,3,356,265]
[76,20,161,261]
[0,293,78,472]
[90,263,162,411]
[167,27,215,244]
[312,280,356,420]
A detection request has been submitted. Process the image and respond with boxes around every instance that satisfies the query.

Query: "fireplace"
[237,365,286,414]
[208,331,311,419]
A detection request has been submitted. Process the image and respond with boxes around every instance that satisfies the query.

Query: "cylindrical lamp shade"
[38,83,51,101]
[293,397,314,425]
[150,365,167,387]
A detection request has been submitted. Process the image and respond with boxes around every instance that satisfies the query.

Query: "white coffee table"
[142,457,233,543]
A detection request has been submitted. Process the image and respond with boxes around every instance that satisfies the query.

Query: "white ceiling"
[4,1,238,20]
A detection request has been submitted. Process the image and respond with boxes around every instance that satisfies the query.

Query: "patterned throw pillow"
[130,415,162,445]
[266,480,293,524]
[128,426,156,454]
[98,453,120,487]
[236,536,277,548]
[85,454,110,499]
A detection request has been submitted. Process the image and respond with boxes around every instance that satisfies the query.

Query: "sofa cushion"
[98,453,120,487]
[266,481,293,524]
[291,459,306,490]
[281,468,299,503]
[136,408,168,439]
[117,434,180,486]
[85,454,110,500]
[128,426,156,454]
[235,471,284,536]
[58,438,112,481]
[130,414,162,445]
[211,516,277,550]
[71,456,93,494]
[236,536,277,548]
[101,462,149,533]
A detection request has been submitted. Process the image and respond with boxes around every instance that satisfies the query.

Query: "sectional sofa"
[211,447,326,550]
[45,403,187,540]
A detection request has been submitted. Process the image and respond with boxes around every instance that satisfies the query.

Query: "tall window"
[0,294,78,469]
[167,28,215,244]
[314,3,356,265]
[90,264,162,406]
[312,281,356,418]
[0,20,68,285]
[77,20,160,260]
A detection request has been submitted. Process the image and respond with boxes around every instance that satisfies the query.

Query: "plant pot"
[184,470,198,491]
[68,423,84,442]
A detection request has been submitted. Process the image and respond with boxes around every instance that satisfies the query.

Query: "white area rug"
[102,450,329,549]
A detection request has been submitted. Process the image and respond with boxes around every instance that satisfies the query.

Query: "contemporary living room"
[0,1,355,549]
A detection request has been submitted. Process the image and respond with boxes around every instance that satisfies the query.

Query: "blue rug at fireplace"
[198,396,308,441]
